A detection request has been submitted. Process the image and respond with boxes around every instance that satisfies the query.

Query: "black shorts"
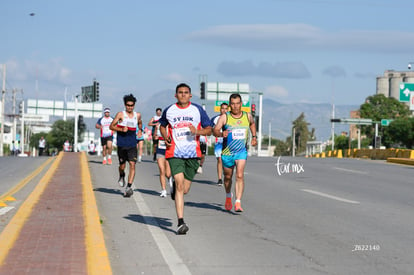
[101,136,113,146]
[117,146,138,164]
[200,142,207,155]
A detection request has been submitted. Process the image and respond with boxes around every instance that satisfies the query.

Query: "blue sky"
[2,0,414,111]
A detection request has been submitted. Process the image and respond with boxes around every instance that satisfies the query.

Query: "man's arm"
[137,112,143,132]
[213,114,226,137]
[148,117,156,127]
[95,118,102,129]
[248,113,257,146]
[109,112,126,132]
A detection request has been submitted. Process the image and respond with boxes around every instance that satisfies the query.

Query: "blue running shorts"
[222,151,248,168]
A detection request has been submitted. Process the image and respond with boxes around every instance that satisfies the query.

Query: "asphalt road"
[1,154,413,274]
[88,155,414,275]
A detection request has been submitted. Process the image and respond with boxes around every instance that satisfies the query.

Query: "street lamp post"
[0,64,6,157]
[74,95,79,152]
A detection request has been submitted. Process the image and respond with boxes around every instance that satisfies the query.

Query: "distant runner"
[110,94,143,198]
[96,107,114,165]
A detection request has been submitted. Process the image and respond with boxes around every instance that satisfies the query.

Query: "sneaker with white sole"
[123,187,133,198]
[197,166,203,174]
[160,190,167,197]
[118,176,125,187]
[177,223,189,235]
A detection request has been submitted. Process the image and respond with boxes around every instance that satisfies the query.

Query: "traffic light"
[330,118,341,123]
[93,81,100,101]
[19,101,24,114]
[251,104,256,117]
[200,82,205,100]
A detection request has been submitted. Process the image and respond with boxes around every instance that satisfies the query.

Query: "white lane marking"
[333,167,368,175]
[132,189,192,275]
[301,189,360,204]
[0,206,15,216]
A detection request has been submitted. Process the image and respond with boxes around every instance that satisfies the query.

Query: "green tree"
[274,139,290,156]
[292,112,312,154]
[48,118,86,151]
[387,117,414,148]
[359,94,410,146]
[335,135,349,150]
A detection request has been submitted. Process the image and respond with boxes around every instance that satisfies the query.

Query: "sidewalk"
[0,152,111,275]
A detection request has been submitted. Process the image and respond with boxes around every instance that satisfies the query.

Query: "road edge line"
[0,152,63,265]
[0,156,54,202]
[80,152,112,275]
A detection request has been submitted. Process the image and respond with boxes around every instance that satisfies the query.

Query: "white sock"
[235,199,241,203]
[108,155,111,160]
[103,157,107,161]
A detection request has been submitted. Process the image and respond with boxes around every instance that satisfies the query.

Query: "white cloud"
[217,60,310,79]
[162,73,187,83]
[264,85,289,99]
[6,58,72,85]
[186,24,414,53]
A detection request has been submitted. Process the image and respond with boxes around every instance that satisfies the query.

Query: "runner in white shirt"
[159,83,212,235]
[96,108,114,165]
[210,102,229,185]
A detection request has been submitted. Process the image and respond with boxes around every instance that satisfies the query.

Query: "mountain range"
[130,90,359,142]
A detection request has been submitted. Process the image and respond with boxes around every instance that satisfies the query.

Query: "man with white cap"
[96,107,114,165]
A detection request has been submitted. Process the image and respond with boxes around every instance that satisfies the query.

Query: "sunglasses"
[125,104,135,107]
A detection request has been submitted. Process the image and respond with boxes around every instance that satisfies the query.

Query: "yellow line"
[80,152,112,275]
[0,152,63,265]
[0,156,54,202]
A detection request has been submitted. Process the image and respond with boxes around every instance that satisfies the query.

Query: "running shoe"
[124,187,133,198]
[102,159,107,165]
[107,158,112,165]
[217,179,223,186]
[138,156,142,163]
[197,166,203,174]
[234,201,243,212]
[171,179,176,201]
[160,190,167,197]
[225,197,233,211]
[118,176,125,187]
[177,223,189,235]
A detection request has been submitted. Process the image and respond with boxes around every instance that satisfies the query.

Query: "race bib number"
[175,127,191,141]
[232,129,246,140]
[158,140,166,149]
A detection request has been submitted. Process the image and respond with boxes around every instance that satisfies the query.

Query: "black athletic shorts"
[117,146,138,164]
[101,136,113,146]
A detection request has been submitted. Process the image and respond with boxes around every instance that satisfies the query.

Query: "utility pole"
[12,89,17,141]
[257,93,263,155]
[74,95,79,152]
[0,64,6,157]
[19,100,25,156]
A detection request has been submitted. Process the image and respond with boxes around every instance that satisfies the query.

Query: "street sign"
[333,118,372,125]
[24,114,50,122]
[214,100,250,112]
[411,92,414,111]
[399,82,414,102]
[381,119,394,126]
